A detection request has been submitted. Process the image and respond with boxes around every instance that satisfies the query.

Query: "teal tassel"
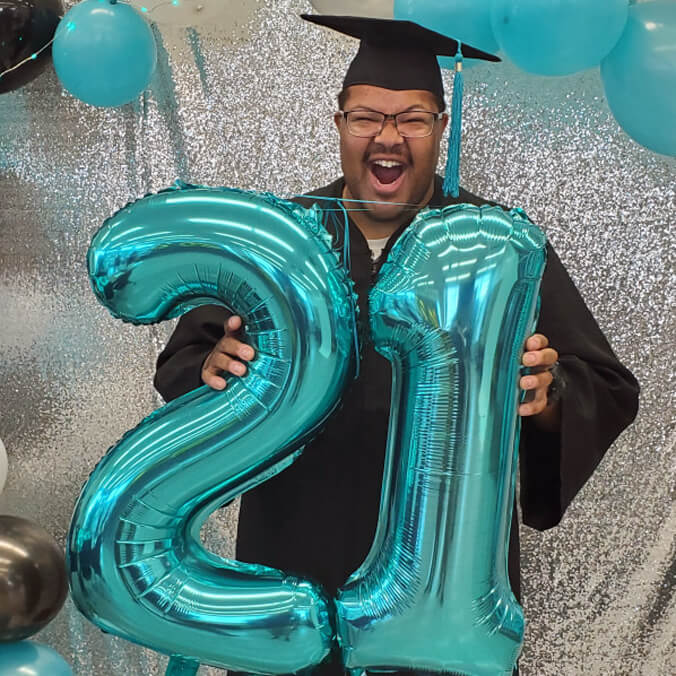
[443,47,464,198]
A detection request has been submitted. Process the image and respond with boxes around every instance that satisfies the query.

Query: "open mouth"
[370,159,406,186]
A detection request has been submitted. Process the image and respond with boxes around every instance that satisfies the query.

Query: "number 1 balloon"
[67,185,357,675]
[336,205,545,675]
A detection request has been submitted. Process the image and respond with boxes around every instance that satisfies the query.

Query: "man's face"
[335,85,448,224]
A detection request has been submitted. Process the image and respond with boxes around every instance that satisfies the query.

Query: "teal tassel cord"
[443,47,464,198]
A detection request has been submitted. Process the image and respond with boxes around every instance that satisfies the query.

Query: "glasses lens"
[396,112,435,138]
[346,111,385,137]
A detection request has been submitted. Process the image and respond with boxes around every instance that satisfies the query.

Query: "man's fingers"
[520,370,553,392]
[226,315,242,332]
[205,351,247,376]
[202,372,227,391]
[522,347,558,367]
[219,317,255,361]
[219,336,254,361]
[519,386,548,417]
[525,333,549,351]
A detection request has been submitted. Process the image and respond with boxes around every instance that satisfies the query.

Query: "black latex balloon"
[0,515,68,642]
[0,0,63,94]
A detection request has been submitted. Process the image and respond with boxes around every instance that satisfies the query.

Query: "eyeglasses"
[339,109,444,138]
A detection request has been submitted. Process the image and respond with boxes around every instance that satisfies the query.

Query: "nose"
[374,116,404,145]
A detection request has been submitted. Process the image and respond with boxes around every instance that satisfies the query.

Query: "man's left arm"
[517,244,640,531]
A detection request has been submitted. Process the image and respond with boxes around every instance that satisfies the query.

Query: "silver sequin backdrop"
[0,1,674,674]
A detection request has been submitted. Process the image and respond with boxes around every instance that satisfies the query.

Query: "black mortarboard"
[301,14,500,99]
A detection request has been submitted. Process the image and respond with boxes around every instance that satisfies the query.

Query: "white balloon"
[0,438,7,496]
[310,0,394,19]
[127,0,260,29]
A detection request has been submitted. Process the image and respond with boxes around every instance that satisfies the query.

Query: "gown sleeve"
[154,305,231,402]
[519,244,640,531]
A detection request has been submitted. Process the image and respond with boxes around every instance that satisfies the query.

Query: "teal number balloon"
[601,1,676,157]
[335,206,546,675]
[67,186,357,674]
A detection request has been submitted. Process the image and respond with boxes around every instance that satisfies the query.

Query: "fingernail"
[524,353,536,365]
[233,363,245,375]
[240,348,253,360]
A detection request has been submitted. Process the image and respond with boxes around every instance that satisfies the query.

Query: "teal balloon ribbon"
[443,46,464,198]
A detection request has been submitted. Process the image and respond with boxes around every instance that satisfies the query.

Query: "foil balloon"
[0,0,63,94]
[335,205,546,676]
[67,186,357,675]
[0,515,68,642]
[0,641,73,675]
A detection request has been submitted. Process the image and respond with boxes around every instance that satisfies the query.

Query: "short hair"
[337,88,447,113]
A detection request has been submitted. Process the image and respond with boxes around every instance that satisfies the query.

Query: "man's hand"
[201,315,255,390]
[519,334,559,423]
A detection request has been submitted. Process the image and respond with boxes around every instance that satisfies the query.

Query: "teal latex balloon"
[394,0,499,69]
[491,0,628,76]
[335,205,546,676]
[601,1,676,156]
[53,0,157,107]
[0,641,73,675]
[67,186,357,674]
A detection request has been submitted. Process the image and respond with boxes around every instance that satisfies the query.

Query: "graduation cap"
[301,14,501,197]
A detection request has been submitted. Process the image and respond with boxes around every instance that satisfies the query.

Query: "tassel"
[443,46,464,198]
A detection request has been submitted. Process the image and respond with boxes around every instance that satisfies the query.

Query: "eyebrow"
[347,104,432,113]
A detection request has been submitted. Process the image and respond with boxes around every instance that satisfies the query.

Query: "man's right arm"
[154,305,254,402]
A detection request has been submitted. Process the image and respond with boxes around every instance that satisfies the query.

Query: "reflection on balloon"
[0,515,68,642]
[336,205,546,676]
[53,0,156,107]
[0,437,7,495]
[491,0,628,76]
[0,641,73,675]
[601,1,676,157]
[394,0,499,69]
[68,186,357,674]
[0,0,63,94]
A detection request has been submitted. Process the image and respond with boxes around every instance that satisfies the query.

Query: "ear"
[334,112,343,131]
[440,113,449,134]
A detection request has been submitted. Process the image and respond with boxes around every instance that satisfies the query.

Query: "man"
[154,15,639,675]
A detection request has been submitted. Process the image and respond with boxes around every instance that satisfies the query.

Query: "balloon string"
[0,2,192,81]
[0,37,55,80]
[322,201,361,379]
[294,193,425,210]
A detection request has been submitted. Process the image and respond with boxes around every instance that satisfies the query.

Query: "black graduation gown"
[154,177,639,673]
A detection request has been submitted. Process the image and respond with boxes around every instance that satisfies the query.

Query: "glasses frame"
[338,109,446,139]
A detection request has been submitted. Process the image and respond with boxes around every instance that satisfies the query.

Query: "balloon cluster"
[313,1,676,156]
[0,0,157,107]
[0,512,72,674]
